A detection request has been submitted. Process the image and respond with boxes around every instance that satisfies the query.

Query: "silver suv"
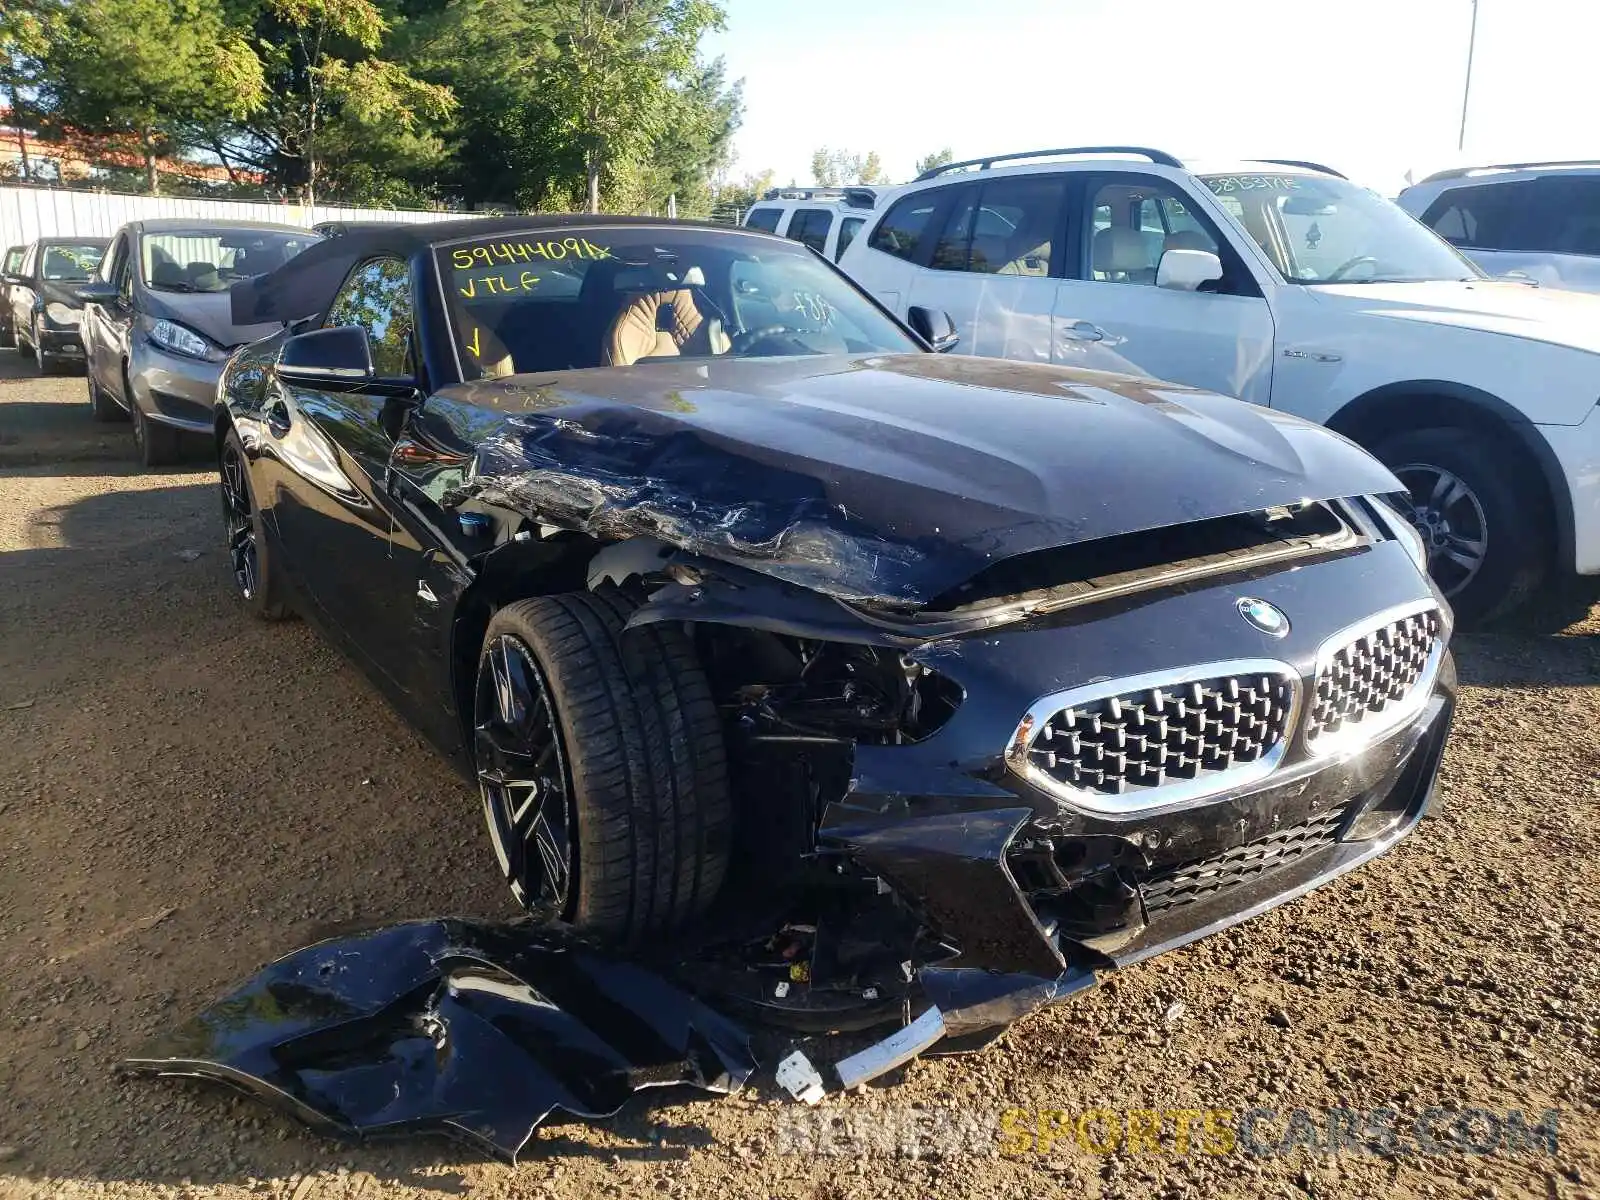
[1397,160,1600,293]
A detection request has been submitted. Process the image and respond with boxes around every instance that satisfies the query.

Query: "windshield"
[434,226,920,378]
[1199,173,1482,284]
[142,230,320,293]
[40,243,105,282]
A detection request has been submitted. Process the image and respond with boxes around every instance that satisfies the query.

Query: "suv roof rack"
[1417,159,1600,184]
[762,186,848,201]
[1253,158,1347,179]
[914,145,1183,181]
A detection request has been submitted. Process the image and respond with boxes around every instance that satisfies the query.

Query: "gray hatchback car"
[78,218,320,465]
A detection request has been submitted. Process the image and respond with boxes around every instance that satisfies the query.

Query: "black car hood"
[440,354,1400,607]
[144,287,281,349]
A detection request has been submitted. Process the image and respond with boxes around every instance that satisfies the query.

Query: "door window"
[868,191,944,261]
[744,207,782,233]
[326,257,415,378]
[1087,178,1219,285]
[786,208,833,253]
[835,217,864,260]
[1516,177,1600,256]
[2,247,23,276]
[929,175,1066,275]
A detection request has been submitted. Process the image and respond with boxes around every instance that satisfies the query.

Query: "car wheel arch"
[1326,380,1574,572]
[447,530,609,752]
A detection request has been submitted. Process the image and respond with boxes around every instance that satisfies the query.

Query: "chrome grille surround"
[1006,660,1301,816]
[1305,601,1446,759]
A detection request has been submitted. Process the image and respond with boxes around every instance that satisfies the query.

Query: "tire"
[1372,427,1551,625]
[474,588,730,943]
[86,373,125,422]
[130,387,181,467]
[218,427,293,620]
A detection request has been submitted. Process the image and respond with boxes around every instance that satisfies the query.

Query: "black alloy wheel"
[220,439,261,603]
[475,633,574,915]
[217,427,293,620]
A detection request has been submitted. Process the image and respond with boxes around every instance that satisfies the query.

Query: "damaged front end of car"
[429,383,1455,1039]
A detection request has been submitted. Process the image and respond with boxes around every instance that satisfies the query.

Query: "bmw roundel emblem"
[1237,597,1290,638]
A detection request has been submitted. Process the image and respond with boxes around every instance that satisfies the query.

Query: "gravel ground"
[0,355,1597,1200]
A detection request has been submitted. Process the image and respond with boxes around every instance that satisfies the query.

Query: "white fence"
[0,186,468,249]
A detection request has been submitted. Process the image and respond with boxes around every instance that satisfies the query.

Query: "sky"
[702,0,1599,196]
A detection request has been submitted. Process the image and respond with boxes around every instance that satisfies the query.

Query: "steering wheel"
[1325,255,1380,281]
[731,324,798,353]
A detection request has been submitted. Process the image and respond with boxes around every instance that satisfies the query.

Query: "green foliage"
[811,146,888,188]
[914,147,954,176]
[39,0,267,192]
[17,0,742,211]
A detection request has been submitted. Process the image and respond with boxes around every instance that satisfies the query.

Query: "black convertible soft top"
[229,214,748,326]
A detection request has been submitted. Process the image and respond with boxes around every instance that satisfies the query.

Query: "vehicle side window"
[787,208,832,253]
[2,246,23,276]
[835,217,864,261]
[1519,177,1600,256]
[744,207,782,233]
[931,175,1066,275]
[1086,177,1219,285]
[868,191,943,261]
[325,257,415,378]
[1420,183,1520,250]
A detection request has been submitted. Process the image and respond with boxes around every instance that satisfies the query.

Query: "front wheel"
[218,427,293,620]
[86,373,125,422]
[1373,427,1551,625]
[473,589,730,942]
[131,393,181,467]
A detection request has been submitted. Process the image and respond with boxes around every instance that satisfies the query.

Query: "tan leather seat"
[468,324,516,380]
[1093,227,1157,283]
[602,290,730,367]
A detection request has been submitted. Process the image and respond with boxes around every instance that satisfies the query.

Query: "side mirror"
[3,273,25,286]
[74,281,118,305]
[1156,249,1224,292]
[279,325,375,385]
[907,305,961,353]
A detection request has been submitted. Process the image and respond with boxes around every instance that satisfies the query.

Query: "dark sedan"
[77,219,319,466]
[4,237,109,373]
[214,215,1454,998]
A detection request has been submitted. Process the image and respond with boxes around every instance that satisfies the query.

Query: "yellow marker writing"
[467,327,481,358]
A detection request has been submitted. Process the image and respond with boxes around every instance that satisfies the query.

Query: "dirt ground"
[0,353,1597,1200]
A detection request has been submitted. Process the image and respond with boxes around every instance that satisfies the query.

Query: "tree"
[243,0,455,205]
[810,146,839,188]
[811,146,886,187]
[0,0,57,181]
[914,147,953,176]
[540,0,725,213]
[41,0,265,194]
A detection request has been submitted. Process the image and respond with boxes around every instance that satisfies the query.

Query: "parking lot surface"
[1,355,1598,1200]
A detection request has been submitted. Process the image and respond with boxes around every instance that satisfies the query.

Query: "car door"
[266,256,422,665]
[84,233,130,396]
[905,174,1069,362]
[0,245,24,339]
[11,243,38,342]
[1049,173,1276,404]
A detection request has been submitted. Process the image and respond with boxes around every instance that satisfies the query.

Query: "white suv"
[742,188,883,263]
[838,146,1600,622]
[1397,160,1600,293]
